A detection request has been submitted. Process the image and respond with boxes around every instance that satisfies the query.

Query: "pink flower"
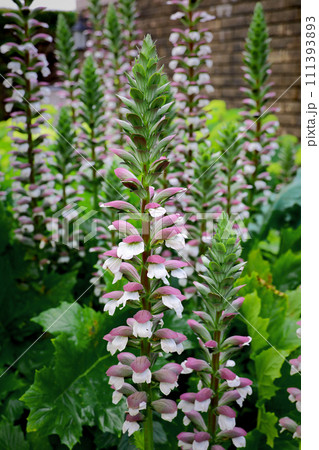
[106,364,132,390]
[223,335,252,348]
[127,310,153,338]
[103,325,132,355]
[217,427,247,448]
[153,368,179,395]
[145,202,166,218]
[102,291,123,316]
[117,235,144,260]
[127,391,147,416]
[147,255,169,283]
[155,328,187,354]
[194,388,213,412]
[119,282,143,308]
[154,286,186,317]
[152,399,177,422]
[131,356,152,384]
[217,405,236,430]
[236,377,253,407]
[122,412,144,436]
[178,393,196,413]
[219,368,240,387]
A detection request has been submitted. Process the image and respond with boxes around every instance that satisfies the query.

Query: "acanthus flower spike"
[2,0,57,264]
[102,35,188,449]
[177,213,252,448]
[241,2,279,218]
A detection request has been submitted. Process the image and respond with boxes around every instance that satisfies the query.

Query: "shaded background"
[77,0,301,136]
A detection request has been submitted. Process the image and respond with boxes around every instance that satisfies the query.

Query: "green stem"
[140,186,153,450]
[208,312,222,442]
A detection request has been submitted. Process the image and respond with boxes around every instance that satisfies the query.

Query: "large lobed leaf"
[21,302,125,449]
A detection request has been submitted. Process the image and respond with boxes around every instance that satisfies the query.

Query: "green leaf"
[246,249,271,280]
[257,405,278,448]
[0,422,29,450]
[22,304,124,449]
[255,347,289,403]
[241,291,269,355]
[272,250,301,291]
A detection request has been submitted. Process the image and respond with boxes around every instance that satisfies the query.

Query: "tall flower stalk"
[1,0,56,256]
[55,13,80,123]
[102,35,188,449]
[86,0,107,74]
[241,2,279,218]
[178,214,252,449]
[104,3,127,145]
[279,322,301,441]
[118,0,141,66]
[168,0,215,165]
[216,123,249,220]
[78,55,106,211]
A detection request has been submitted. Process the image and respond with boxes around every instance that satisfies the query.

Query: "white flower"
[147,263,169,282]
[159,381,178,395]
[236,385,253,407]
[218,414,236,430]
[8,62,22,74]
[181,360,193,374]
[169,60,178,70]
[171,268,187,279]
[1,44,11,53]
[178,400,194,413]
[5,103,13,113]
[189,31,200,41]
[109,375,124,390]
[194,398,210,413]
[162,294,183,318]
[226,375,241,388]
[198,73,210,84]
[148,206,166,218]
[132,368,152,384]
[122,420,140,436]
[119,290,140,309]
[117,238,144,260]
[198,45,211,56]
[165,233,185,250]
[233,436,246,448]
[162,410,177,422]
[193,441,209,450]
[205,84,214,93]
[103,300,120,316]
[243,164,256,174]
[172,45,187,56]
[255,180,267,190]
[171,12,185,20]
[112,390,123,405]
[206,59,213,68]
[173,73,187,83]
[247,142,262,152]
[169,32,179,44]
[12,89,25,102]
[103,256,121,273]
[107,336,128,355]
[188,86,199,95]
[204,31,213,43]
[186,57,200,67]
[132,320,152,339]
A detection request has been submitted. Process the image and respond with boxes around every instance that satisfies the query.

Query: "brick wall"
[78,0,301,137]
